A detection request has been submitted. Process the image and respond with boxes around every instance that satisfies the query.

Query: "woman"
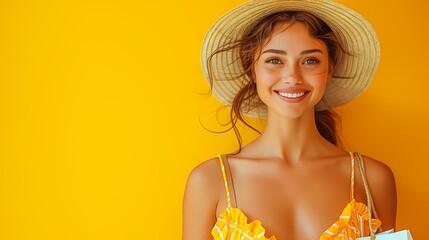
[183,0,396,239]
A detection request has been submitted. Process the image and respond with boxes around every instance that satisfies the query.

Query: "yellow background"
[0,0,427,239]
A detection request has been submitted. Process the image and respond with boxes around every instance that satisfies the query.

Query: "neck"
[249,109,333,163]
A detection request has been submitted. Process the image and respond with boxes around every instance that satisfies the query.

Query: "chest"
[218,162,353,239]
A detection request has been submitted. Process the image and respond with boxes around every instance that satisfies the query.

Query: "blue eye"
[303,58,319,65]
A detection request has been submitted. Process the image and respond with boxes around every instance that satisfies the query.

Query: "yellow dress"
[211,153,381,240]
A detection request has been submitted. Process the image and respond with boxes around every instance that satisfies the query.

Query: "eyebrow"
[262,49,324,55]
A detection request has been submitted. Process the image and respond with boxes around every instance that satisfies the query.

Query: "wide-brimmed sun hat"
[201,0,380,118]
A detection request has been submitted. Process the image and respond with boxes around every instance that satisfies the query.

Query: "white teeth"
[278,91,305,98]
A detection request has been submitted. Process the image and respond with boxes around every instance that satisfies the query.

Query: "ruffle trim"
[320,199,382,240]
[212,207,277,240]
[212,200,381,240]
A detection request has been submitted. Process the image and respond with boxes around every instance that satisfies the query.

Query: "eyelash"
[265,58,320,65]
[266,58,282,64]
[303,58,320,65]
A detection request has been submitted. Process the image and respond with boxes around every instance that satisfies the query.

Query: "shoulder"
[360,155,396,188]
[186,157,223,189]
[360,154,397,230]
[183,157,224,239]
[184,157,224,206]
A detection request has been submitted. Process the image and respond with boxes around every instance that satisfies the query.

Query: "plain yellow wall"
[0,0,427,239]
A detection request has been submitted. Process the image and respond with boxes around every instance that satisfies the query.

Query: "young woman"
[183,0,397,239]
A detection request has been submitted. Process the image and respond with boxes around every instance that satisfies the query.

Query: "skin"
[183,22,397,240]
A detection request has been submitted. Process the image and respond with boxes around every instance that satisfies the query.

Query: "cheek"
[255,71,280,105]
[308,74,330,98]
[313,78,328,89]
[255,67,280,86]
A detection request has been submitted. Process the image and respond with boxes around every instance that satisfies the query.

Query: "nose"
[283,63,302,85]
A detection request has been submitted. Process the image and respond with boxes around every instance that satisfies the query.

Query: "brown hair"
[207,11,346,151]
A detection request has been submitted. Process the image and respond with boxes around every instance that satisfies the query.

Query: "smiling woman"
[183,1,397,240]
[0,0,424,239]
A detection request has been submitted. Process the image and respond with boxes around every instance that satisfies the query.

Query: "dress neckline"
[214,198,381,239]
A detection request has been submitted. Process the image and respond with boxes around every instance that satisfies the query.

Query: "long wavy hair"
[207,11,347,151]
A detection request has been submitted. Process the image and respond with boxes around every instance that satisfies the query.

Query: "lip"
[274,89,310,103]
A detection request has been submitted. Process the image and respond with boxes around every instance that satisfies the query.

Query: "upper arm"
[182,158,222,240]
[363,156,397,231]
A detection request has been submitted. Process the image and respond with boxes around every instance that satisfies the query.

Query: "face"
[254,21,332,119]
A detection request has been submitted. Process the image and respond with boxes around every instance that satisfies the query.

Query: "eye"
[266,58,283,64]
[303,58,320,65]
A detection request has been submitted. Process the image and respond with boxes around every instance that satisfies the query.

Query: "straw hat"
[201,0,380,118]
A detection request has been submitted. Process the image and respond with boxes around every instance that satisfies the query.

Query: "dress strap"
[217,154,231,208]
[349,152,355,201]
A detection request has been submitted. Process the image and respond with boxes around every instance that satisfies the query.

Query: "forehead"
[262,22,327,52]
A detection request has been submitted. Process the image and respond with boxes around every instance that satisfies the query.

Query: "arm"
[182,158,221,240]
[362,156,397,231]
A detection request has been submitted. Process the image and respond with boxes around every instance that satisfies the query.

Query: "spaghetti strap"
[349,152,355,201]
[217,154,231,208]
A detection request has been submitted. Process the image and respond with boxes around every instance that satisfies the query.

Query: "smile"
[277,91,306,99]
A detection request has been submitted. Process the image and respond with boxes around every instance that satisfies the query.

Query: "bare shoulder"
[182,157,224,239]
[360,154,397,230]
[186,157,223,193]
[360,155,396,188]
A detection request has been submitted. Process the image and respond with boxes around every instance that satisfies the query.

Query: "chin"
[269,107,314,120]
